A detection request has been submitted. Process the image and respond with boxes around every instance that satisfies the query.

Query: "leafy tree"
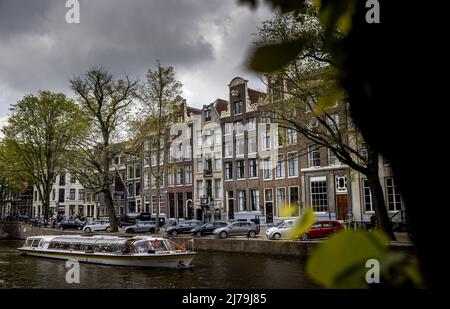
[0,147,18,219]
[133,62,182,233]
[1,91,85,220]
[69,67,138,232]
[253,12,394,239]
[241,0,436,286]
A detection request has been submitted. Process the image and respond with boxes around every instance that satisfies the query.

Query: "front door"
[196,208,203,221]
[187,200,193,220]
[265,202,273,224]
[336,194,348,220]
[228,200,234,220]
[177,193,184,218]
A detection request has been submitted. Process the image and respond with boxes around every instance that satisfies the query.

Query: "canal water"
[0,240,317,289]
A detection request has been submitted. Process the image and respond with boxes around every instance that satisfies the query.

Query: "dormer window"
[234,101,243,115]
[204,109,211,122]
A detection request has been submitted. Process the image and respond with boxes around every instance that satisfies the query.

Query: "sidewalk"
[393,232,412,243]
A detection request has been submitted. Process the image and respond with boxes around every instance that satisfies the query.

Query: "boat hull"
[18,248,195,268]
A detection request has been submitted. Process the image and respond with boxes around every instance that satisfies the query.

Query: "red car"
[301,220,344,240]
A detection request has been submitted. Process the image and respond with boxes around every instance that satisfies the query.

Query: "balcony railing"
[203,168,212,176]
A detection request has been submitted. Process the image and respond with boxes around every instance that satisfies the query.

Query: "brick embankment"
[1,222,415,258]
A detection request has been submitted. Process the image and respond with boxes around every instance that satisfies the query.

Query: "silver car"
[83,220,110,233]
[125,221,156,234]
[266,219,296,239]
[213,221,259,238]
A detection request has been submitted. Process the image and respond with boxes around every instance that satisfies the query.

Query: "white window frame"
[248,158,258,179]
[224,141,233,158]
[236,138,245,157]
[214,153,221,171]
[176,169,184,186]
[247,117,256,131]
[196,157,203,174]
[214,179,222,199]
[234,101,243,115]
[250,189,259,212]
[288,186,300,206]
[276,187,286,209]
[237,190,246,212]
[385,177,401,211]
[248,136,257,154]
[224,162,233,181]
[185,165,193,185]
[263,156,272,180]
[214,130,221,145]
[362,179,374,212]
[275,154,285,179]
[328,148,341,166]
[287,129,297,145]
[224,123,232,135]
[235,121,244,136]
[308,146,321,168]
[236,160,245,179]
[288,152,298,177]
[310,176,328,213]
[168,171,175,187]
[262,129,271,150]
[196,180,204,198]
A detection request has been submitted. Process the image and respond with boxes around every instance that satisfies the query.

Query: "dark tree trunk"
[365,148,395,240]
[103,145,117,232]
[43,188,50,221]
[104,190,118,232]
[341,1,438,286]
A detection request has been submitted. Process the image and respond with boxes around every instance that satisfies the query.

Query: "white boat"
[18,235,195,268]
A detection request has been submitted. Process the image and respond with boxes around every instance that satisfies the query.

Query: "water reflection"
[0,241,317,289]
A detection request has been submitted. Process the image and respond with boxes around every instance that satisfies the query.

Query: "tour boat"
[18,235,196,268]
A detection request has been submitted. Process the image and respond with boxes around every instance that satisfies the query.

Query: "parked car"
[300,220,344,240]
[30,218,48,228]
[83,220,110,233]
[117,215,138,228]
[166,220,203,236]
[125,221,156,234]
[16,215,30,223]
[136,212,152,221]
[57,219,84,230]
[265,220,287,236]
[162,218,186,230]
[266,219,296,240]
[191,221,228,236]
[213,221,259,238]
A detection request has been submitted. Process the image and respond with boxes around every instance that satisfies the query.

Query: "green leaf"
[279,202,298,217]
[287,208,315,239]
[318,0,356,39]
[313,86,345,113]
[248,39,306,73]
[306,229,389,288]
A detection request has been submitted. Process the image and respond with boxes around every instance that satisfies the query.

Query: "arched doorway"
[195,208,203,221]
[186,199,193,220]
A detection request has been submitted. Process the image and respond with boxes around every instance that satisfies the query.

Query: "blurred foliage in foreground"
[241,0,426,288]
[306,229,424,288]
[279,204,424,288]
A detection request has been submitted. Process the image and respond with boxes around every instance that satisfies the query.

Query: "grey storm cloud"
[0,0,273,117]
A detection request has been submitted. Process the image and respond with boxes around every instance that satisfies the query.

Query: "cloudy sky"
[0,0,273,124]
